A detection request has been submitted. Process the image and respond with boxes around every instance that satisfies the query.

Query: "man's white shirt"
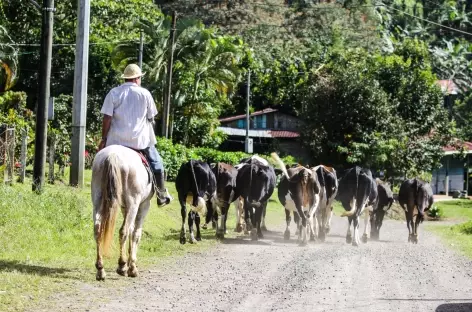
[101,82,158,150]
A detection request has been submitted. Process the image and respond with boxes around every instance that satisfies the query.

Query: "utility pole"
[70,0,90,187]
[162,11,177,139]
[245,70,252,154]
[32,0,55,193]
[138,29,143,69]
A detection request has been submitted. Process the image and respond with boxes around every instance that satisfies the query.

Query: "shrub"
[428,205,443,219]
[156,138,297,180]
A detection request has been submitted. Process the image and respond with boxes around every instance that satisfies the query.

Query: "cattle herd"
[175,154,434,247]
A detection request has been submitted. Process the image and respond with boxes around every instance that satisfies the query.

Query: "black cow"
[314,165,338,242]
[398,178,434,244]
[337,166,378,246]
[204,162,238,239]
[234,156,276,240]
[370,179,394,240]
[175,160,216,244]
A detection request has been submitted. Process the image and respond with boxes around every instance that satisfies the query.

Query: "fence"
[0,126,16,185]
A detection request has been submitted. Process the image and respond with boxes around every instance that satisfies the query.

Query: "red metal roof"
[443,140,472,153]
[268,130,300,138]
[219,108,279,123]
[436,80,460,95]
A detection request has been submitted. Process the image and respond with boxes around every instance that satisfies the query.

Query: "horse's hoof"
[251,229,258,241]
[261,225,268,232]
[127,267,138,278]
[361,234,368,244]
[96,269,106,281]
[284,230,290,240]
[346,235,352,244]
[235,224,243,233]
[116,267,127,277]
[216,231,224,240]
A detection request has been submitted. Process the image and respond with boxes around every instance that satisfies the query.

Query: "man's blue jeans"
[141,145,164,172]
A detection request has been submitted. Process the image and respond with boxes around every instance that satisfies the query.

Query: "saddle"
[125,147,153,185]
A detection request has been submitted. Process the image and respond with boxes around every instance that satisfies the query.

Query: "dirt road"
[36,216,472,312]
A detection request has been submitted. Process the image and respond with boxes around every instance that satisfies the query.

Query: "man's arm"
[98,114,112,151]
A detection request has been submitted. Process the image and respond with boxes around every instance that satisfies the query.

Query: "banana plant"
[0,25,18,92]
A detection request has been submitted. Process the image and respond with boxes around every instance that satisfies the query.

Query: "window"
[237,119,246,128]
[254,115,267,129]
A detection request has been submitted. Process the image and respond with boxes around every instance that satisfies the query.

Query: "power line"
[387,5,472,37]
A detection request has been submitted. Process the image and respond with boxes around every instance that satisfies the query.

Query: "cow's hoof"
[212,222,217,230]
[127,267,138,278]
[412,235,418,244]
[346,235,352,244]
[295,230,300,236]
[352,241,359,247]
[96,269,106,281]
[325,226,331,234]
[298,240,308,247]
[179,235,186,245]
[246,224,253,231]
[284,230,290,240]
[361,234,368,243]
[251,229,258,241]
[196,236,202,242]
[257,231,264,239]
[408,235,412,243]
[310,233,315,241]
[261,225,268,232]
[116,266,127,277]
[319,233,326,242]
[202,224,208,230]
[235,224,242,233]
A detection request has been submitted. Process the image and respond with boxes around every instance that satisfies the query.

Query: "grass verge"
[0,169,284,312]
[428,200,472,258]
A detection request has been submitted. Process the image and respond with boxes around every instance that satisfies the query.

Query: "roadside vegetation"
[427,200,472,258]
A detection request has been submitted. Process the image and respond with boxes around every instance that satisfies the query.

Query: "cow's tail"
[99,153,122,257]
[341,167,361,217]
[317,166,329,206]
[271,152,289,180]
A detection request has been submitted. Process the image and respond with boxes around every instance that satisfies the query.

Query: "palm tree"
[0,25,18,92]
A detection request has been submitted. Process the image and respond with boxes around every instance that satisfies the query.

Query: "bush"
[156,138,297,180]
[428,205,443,219]
[457,221,472,235]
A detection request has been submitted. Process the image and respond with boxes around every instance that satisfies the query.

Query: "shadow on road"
[436,303,472,312]
[0,260,80,279]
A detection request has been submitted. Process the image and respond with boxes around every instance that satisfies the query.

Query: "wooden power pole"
[70,0,90,187]
[162,11,177,139]
[32,0,55,192]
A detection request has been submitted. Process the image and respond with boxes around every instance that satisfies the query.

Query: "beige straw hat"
[121,64,145,79]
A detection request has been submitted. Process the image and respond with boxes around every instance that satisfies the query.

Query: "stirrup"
[156,188,173,207]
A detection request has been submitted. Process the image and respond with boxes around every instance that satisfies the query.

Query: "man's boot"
[155,169,171,207]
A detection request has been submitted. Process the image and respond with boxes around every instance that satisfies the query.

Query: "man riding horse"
[98,64,172,207]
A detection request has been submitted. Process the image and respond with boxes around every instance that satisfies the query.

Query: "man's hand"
[98,138,107,151]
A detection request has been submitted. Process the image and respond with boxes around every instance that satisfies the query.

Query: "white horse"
[91,145,154,281]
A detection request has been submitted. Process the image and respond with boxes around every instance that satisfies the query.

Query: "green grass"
[0,169,284,312]
[428,200,472,259]
[433,200,472,221]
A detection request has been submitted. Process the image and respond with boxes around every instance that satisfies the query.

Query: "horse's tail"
[99,153,122,257]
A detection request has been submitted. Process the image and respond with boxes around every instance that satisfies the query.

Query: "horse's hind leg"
[93,195,106,281]
[128,200,151,278]
[117,204,138,277]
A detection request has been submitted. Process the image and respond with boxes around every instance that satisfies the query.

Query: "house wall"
[432,155,466,194]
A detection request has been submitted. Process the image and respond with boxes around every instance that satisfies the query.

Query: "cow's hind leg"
[346,217,353,244]
[179,198,187,244]
[294,211,300,236]
[195,212,202,241]
[261,202,268,232]
[254,205,264,240]
[352,215,361,247]
[127,200,151,278]
[362,208,369,243]
[188,211,198,243]
[405,208,413,243]
[284,208,291,240]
